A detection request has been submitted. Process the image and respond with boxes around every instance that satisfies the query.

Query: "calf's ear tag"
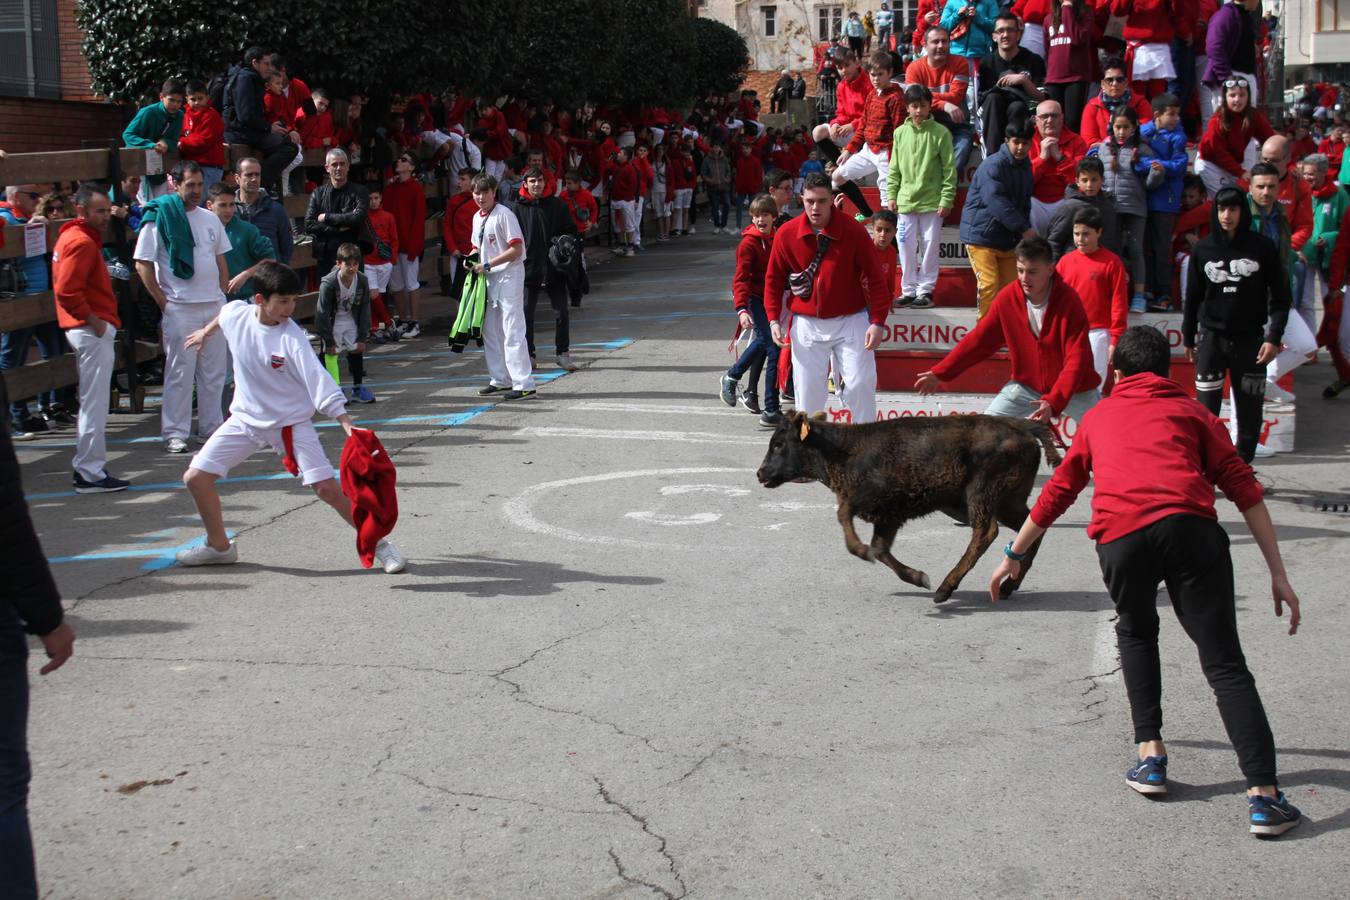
[799,419,811,441]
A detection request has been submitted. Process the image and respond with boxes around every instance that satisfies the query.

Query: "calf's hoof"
[999,578,1021,600]
[932,588,952,604]
[918,572,932,590]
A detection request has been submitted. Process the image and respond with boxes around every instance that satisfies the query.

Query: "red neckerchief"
[1313,180,1341,201]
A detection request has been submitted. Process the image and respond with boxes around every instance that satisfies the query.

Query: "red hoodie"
[763,211,889,325]
[1172,200,1211,257]
[607,159,639,202]
[845,83,907,155]
[1198,110,1276,178]
[364,207,399,269]
[52,219,119,329]
[563,188,600,233]
[1056,247,1129,340]
[1029,372,1264,543]
[733,224,775,310]
[442,193,478,255]
[339,429,399,568]
[381,178,427,257]
[178,103,225,167]
[734,151,764,194]
[297,108,336,150]
[931,276,1100,413]
[868,240,899,300]
[1111,0,1172,44]
[832,69,873,128]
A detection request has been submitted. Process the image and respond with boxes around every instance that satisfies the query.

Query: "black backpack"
[207,70,230,115]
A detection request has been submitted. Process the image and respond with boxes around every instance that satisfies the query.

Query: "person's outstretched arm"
[1240,500,1301,635]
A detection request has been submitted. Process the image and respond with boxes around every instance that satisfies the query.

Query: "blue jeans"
[984,381,1100,421]
[709,189,731,229]
[1168,39,1197,110]
[0,603,37,899]
[726,297,781,412]
[0,322,66,423]
[950,123,974,180]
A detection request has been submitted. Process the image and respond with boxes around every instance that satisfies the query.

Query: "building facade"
[700,1,916,72]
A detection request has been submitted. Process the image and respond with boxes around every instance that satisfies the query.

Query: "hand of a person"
[937,206,950,219]
[1151,160,1164,170]
[770,320,788,347]
[88,315,108,338]
[111,204,129,219]
[184,328,209,351]
[738,310,753,330]
[925,10,939,23]
[1317,237,1327,248]
[1184,346,1195,362]
[1185,233,1199,248]
[914,371,940,395]
[832,192,848,209]
[272,122,288,134]
[317,213,327,223]
[945,103,966,125]
[1273,575,1300,635]
[227,272,251,293]
[1107,343,1115,365]
[1027,399,1054,422]
[323,137,333,147]
[864,324,884,350]
[354,341,366,354]
[1256,341,1279,365]
[153,140,168,154]
[988,557,1021,602]
[39,621,75,675]
[836,150,852,167]
[289,131,301,144]
[881,197,895,211]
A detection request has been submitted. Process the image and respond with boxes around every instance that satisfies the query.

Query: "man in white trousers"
[763,172,890,424]
[469,173,536,401]
[53,184,130,492]
[133,160,231,454]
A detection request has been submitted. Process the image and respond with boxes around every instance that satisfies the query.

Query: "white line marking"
[515,426,762,445]
[502,467,753,548]
[660,484,752,497]
[568,401,747,417]
[624,511,723,526]
[758,500,836,512]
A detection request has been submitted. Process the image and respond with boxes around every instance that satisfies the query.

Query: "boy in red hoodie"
[832,50,905,220]
[917,235,1100,421]
[53,184,129,492]
[297,88,336,150]
[990,325,1302,839]
[1056,205,1130,390]
[733,141,765,231]
[718,193,782,427]
[382,152,429,337]
[179,81,226,188]
[364,185,400,341]
[868,209,901,305]
[442,168,480,299]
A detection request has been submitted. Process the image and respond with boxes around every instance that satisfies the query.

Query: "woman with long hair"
[1043,0,1097,133]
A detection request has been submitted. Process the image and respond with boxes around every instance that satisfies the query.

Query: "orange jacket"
[52,219,119,329]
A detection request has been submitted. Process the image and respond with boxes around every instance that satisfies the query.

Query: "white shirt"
[133,205,232,303]
[217,300,346,429]
[1026,299,1047,338]
[471,203,526,288]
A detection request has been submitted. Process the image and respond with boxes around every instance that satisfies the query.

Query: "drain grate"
[1301,495,1350,515]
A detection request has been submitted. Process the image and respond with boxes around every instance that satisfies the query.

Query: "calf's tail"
[1026,422,1063,469]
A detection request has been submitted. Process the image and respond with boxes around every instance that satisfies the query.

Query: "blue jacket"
[1139,121,1189,214]
[959,144,1032,250]
[940,0,999,60]
[0,206,49,294]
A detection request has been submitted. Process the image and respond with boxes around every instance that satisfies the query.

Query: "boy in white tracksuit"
[469,173,537,400]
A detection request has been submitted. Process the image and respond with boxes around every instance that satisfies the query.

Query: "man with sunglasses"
[1028,99,1087,234]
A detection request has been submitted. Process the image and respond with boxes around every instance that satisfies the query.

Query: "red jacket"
[1111,0,1172,44]
[264,90,295,129]
[733,225,774,310]
[562,188,600,233]
[868,240,899,301]
[1079,94,1154,148]
[832,69,873,128]
[734,152,765,194]
[931,276,1099,413]
[1031,129,1089,203]
[52,219,119,329]
[845,84,907,155]
[364,207,399,268]
[1276,173,1313,253]
[1172,200,1212,257]
[339,429,399,569]
[381,177,427,257]
[441,193,478,255]
[1319,138,1346,179]
[764,211,890,325]
[667,152,696,191]
[634,157,655,197]
[1290,135,1317,161]
[1056,247,1129,339]
[1198,110,1276,178]
[297,108,336,150]
[787,140,809,176]
[607,160,639,202]
[1029,372,1264,543]
[178,104,225,167]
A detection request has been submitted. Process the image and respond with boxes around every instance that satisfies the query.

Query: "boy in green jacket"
[1299,153,1347,334]
[122,78,186,203]
[885,84,955,309]
[206,182,275,300]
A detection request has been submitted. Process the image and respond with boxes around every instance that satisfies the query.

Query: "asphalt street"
[17,233,1350,899]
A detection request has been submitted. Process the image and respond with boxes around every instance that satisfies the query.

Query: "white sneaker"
[1265,382,1296,404]
[556,353,578,371]
[1253,442,1277,458]
[401,322,422,339]
[176,541,238,567]
[165,437,189,454]
[374,538,407,574]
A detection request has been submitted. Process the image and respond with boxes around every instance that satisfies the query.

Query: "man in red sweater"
[989,325,1302,838]
[764,172,889,423]
[1030,99,1089,233]
[833,50,905,221]
[905,27,974,177]
[52,184,129,492]
[1056,206,1130,389]
[916,235,1100,421]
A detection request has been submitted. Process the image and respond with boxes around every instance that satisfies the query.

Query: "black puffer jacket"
[222,63,269,145]
[0,377,63,636]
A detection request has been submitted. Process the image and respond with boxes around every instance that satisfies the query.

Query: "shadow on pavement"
[385,554,664,598]
[64,614,192,638]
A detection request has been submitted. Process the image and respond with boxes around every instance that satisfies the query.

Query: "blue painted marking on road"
[48,531,237,571]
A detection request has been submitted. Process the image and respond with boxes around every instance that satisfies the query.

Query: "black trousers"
[979,91,1033,155]
[1096,514,1277,788]
[1194,331,1265,463]
[525,279,570,358]
[1144,211,1176,299]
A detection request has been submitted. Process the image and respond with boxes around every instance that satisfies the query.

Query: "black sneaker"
[759,410,784,428]
[896,295,916,308]
[43,406,77,427]
[1324,381,1346,399]
[477,384,508,396]
[17,415,49,434]
[910,294,934,309]
[1248,791,1302,837]
[739,390,761,414]
[73,471,131,494]
[1125,755,1168,796]
[719,374,738,406]
[502,389,536,401]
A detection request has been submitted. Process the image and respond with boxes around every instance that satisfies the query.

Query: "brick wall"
[740,70,821,104]
[57,0,99,101]
[0,97,125,153]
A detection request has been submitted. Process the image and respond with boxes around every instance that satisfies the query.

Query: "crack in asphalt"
[595,776,687,899]
[666,742,734,786]
[1061,665,1124,727]
[389,771,610,818]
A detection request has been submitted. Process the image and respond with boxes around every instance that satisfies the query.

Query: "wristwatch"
[1003,541,1026,561]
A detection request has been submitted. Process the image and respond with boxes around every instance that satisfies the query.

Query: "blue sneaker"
[73,471,131,494]
[1249,792,1302,837]
[352,385,376,404]
[1130,293,1148,313]
[1126,755,1168,796]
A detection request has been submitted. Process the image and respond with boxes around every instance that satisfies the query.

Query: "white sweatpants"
[482,277,535,391]
[161,300,227,441]
[1088,327,1111,391]
[65,324,117,482]
[791,310,877,424]
[1268,311,1317,382]
[834,144,891,194]
[280,143,305,197]
[898,211,941,296]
